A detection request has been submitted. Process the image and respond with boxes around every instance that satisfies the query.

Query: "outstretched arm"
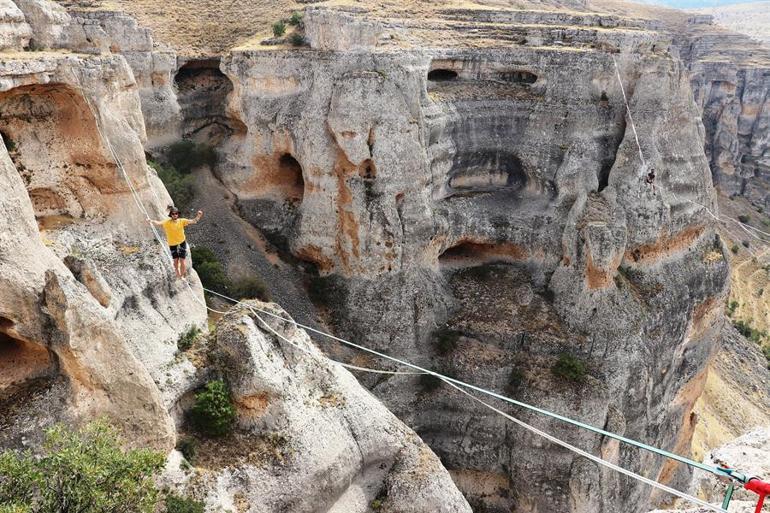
[187,210,204,225]
[146,217,164,226]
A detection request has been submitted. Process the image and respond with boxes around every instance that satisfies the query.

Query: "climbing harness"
[66,61,770,513]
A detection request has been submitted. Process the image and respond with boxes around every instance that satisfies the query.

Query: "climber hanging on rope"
[147,206,204,278]
[645,167,656,193]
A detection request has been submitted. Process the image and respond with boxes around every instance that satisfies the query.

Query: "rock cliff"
[0,3,476,511]
[674,15,770,205]
[161,302,472,513]
[208,6,730,512]
[3,1,768,513]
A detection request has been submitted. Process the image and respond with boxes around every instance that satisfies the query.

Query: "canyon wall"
[676,16,770,205]
[0,3,476,512]
[211,7,730,512]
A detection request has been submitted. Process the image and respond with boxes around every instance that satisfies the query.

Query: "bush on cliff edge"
[0,421,165,513]
[190,380,237,437]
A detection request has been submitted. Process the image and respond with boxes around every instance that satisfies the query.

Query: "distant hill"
[693,1,770,45]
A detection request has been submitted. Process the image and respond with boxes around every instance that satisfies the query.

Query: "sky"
[636,0,767,8]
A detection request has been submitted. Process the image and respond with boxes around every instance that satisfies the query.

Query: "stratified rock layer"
[213,7,730,512]
[676,16,770,205]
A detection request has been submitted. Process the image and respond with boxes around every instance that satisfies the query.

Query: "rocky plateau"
[0,0,769,512]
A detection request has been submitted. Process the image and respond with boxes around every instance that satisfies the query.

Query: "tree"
[0,421,165,513]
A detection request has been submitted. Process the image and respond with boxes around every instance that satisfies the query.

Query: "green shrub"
[176,437,197,463]
[272,20,286,37]
[166,141,218,174]
[150,161,195,212]
[288,11,303,26]
[551,353,587,383]
[738,214,751,224]
[177,326,201,352]
[165,494,204,513]
[0,421,165,513]
[307,274,343,307]
[231,276,270,301]
[196,262,230,294]
[190,380,236,437]
[727,300,739,317]
[731,245,739,254]
[418,374,443,393]
[433,327,461,355]
[288,33,306,46]
[191,247,231,295]
[191,246,218,265]
[733,319,767,344]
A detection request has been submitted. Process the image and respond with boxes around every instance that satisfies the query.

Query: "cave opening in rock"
[447,151,527,196]
[174,58,244,143]
[277,153,304,202]
[496,70,538,84]
[439,241,527,269]
[0,130,15,154]
[428,69,459,82]
[598,163,612,191]
[0,330,55,399]
[0,84,115,222]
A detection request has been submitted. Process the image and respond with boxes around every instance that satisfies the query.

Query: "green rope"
[202,288,735,481]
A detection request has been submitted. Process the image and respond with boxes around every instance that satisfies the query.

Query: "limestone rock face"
[0,51,206,450]
[64,8,182,147]
[0,0,31,50]
[676,16,770,205]
[162,301,472,513]
[647,428,770,513]
[304,7,384,52]
[217,7,729,512]
[12,0,69,49]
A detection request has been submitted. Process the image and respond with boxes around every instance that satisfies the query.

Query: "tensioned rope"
[441,378,727,513]
[611,55,647,172]
[199,287,729,513]
[69,66,742,512]
[610,55,770,253]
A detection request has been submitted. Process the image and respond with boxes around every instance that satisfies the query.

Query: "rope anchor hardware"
[745,477,770,513]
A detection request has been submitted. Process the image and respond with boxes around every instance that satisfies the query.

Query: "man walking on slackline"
[148,206,204,279]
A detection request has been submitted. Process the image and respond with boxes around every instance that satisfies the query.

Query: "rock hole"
[600,91,609,102]
[439,241,527,270]
[174,58,245,143]
[359,159,376,181]
[0,331,55,398]
[277,153,304,202]
[496,70,537,84]
[0,83,116,221]
[598,163,611,192]
[447,151,527,196]
[428,69,458,82]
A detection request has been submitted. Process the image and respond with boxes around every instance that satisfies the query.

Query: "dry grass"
[718,194,770,340]
[693,1,770,46]
[55,0,302,56]
[53,0,638,55]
